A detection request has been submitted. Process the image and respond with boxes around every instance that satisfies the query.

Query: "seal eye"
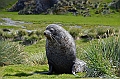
[49,28,54,32]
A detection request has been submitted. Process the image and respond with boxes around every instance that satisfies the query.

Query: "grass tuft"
[26,53,47,65]
[0,41,27,66]
[83,35,120,78]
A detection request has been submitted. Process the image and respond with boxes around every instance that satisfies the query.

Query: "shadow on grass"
[34,71,59,75]
[3,71,85,78]
[3,69,84,78]
[4,72,34,77]
[3,71,51,77]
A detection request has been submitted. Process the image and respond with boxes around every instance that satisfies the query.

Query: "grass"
[0,11,120,79]
[83,36,120,77]
[0,25,21,29]
[24,39,46,54]
[0,65,100,79]
[89,0,112,3]
[0,12,120,27]
[0,41,26,66]
[0,0,120,78]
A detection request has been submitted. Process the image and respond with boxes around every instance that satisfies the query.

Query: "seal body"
[44,24,76,74]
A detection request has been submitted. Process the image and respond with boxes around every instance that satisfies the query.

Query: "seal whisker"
[49,34,54,40]
[51,34,60,46]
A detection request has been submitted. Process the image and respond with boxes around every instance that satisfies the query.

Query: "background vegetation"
[0,0,120,79]
[0,0,17,11]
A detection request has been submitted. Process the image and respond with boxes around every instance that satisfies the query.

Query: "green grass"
[24,39,46,54]
[89,0,112,3]
[83,36,120,77]
[1,11,119,54]
[0,12,120,27]
[0,11,120,56]
[0,0,120,78]
[0,25,21,29]
[0,65,100,79]
[0,11,120,79]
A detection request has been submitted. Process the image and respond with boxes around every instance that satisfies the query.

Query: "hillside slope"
[8,0,58,14]
[0,0,120,13]
[0,0,17,11]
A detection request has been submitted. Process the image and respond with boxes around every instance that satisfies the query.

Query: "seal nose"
[44,31,46,35]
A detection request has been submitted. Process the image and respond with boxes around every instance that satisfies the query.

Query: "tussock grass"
[83,35,120,78]
[0,41,26,66]
[26,53,47,65]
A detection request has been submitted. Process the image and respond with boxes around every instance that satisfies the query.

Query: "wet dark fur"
[44,24,87,75]
[44,24,76,74]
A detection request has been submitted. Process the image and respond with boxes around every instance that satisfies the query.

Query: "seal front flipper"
[38,64,53,75]
[47,64,53,75]
[72,68,80,77]
[72,64,80,77]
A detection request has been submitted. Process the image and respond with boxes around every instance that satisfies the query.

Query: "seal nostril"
[44,32,46,35]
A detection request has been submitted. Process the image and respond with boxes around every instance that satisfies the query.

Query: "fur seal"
[44,24,87,75]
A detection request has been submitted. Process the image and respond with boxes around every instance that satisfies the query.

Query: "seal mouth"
[44,30,60,45]
[44,30,53,39]
[44,32,54,40]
